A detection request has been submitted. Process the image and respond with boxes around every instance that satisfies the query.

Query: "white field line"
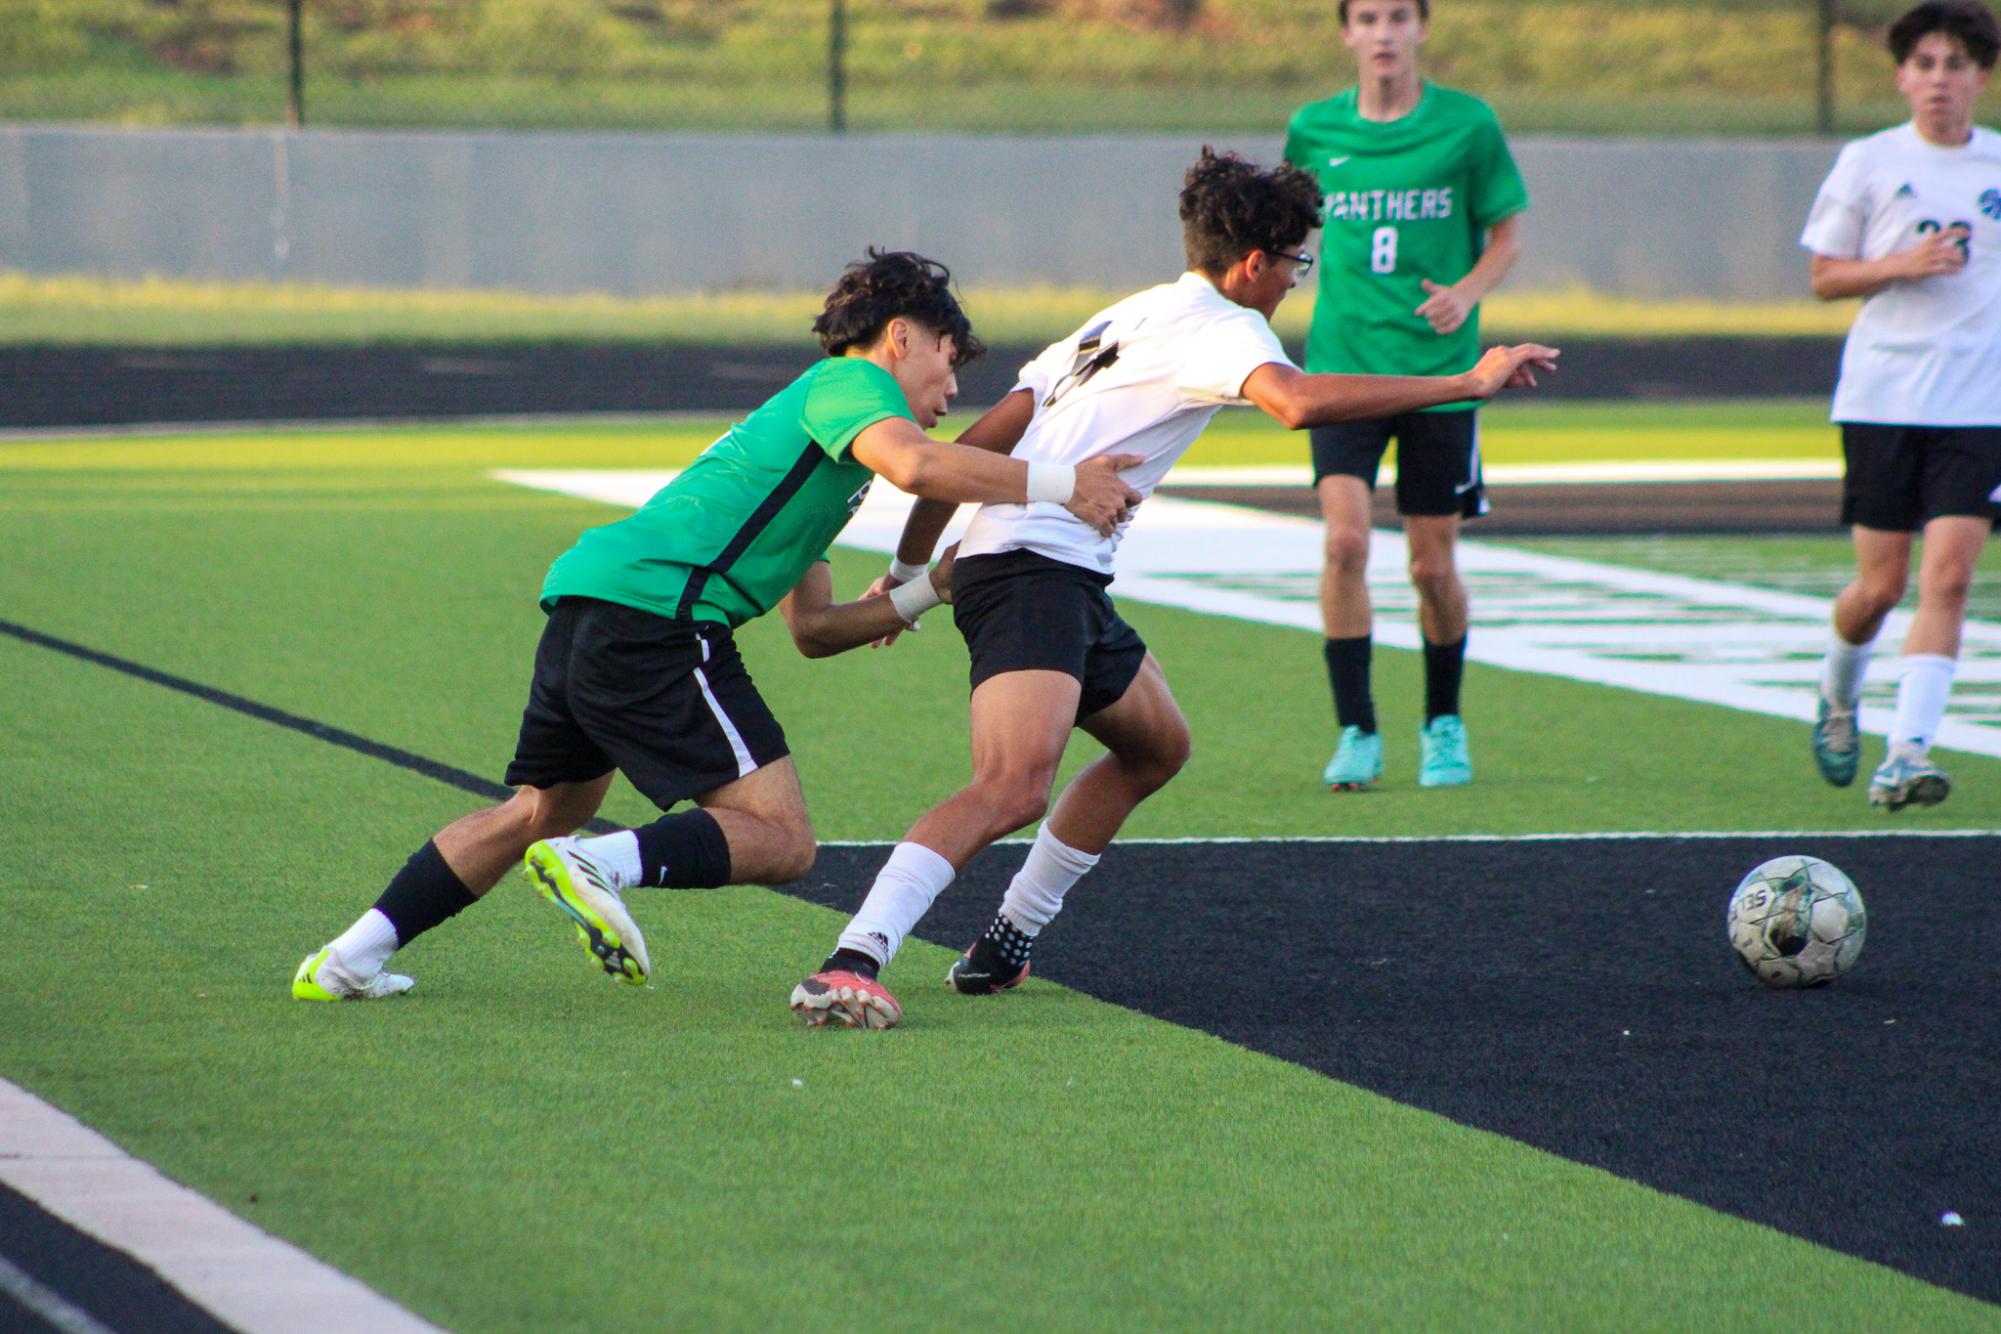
[491,468,2001,760]
[1159,459,1843,487]
[0,1079,444,1334]
[816,830,1998,845]
[0,1254,117,1334]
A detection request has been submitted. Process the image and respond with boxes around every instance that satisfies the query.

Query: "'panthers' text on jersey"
[1284,83,1527,403]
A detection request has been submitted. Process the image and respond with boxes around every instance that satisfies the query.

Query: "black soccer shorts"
[951,549,1147,723]
[503,597,789,810]
[1310,409,1488,519]
[1839,423,2001,532]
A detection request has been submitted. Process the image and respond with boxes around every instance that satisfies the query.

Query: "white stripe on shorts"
[694,637,756,779]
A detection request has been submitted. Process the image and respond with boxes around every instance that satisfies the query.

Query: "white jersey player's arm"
[1241,342,1560,430]
[888,390,1038,567]
[1809,230,1970,300]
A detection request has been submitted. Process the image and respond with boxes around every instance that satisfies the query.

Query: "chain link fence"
[0,0,1943,134]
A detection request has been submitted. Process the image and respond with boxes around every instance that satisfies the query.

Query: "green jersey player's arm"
[1242,341,1559,430]
[778,551,956,659]
[881,390,1037,569]
[846,408,1138,537]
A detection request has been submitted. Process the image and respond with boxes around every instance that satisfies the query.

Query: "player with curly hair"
[292,249,1145,1001]
[790,150,1557,1030]
[1803,0,2001,811]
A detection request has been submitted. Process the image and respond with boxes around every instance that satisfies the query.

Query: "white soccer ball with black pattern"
[1726,855,1867,988]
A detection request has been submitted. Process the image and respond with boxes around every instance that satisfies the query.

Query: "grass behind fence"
[0,0,1941,135]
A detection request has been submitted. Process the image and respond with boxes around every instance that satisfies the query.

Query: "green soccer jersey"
[1285,83,1528,409]
[541,357,909,627]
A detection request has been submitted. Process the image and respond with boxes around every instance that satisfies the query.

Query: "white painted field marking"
[0,1254,117,1334]
[1154,459,1843,487]
[493,468,2001,760]
[818,830,1999,845]
[0,1079,443,1334]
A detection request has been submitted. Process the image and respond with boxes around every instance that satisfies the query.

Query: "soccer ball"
[1726,855,1867,988]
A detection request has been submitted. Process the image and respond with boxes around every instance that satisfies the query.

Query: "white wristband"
[888,557,927,583]
[1025,461,1077,505]
[889,573,943,624]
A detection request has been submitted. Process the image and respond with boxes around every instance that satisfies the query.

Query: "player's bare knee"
[1323,526,1370,574]
[1922,564,1976,610]
[1128,722,1191,793]
[1857,575,1907,618]
[1407,555,1459,601]
[765,831,817,885]
[978,773,1051,834]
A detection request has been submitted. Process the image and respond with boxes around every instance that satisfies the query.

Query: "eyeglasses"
[1271,250,1316,274]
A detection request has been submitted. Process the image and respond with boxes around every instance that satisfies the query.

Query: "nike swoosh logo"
[1328,155,1351,168]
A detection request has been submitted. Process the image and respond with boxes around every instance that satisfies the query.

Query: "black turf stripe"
[675,443,826,621]
[0,616,618,834]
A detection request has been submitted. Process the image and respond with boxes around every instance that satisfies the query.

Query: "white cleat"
[292,946,414,1002]
[524,837,652,985]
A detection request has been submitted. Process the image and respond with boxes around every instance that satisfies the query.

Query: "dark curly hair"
[1179,147,1325,278]
[812,248,986,369]
[1889,0,1999,67]
[1338,0,1429,23]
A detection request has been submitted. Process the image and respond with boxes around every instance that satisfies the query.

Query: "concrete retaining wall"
[0,126,1844,300]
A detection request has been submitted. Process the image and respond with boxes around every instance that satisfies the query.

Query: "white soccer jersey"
[958,272,1295,573]
[1799,123,2001,426]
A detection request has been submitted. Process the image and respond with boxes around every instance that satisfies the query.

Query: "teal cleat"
[1811,697,1860,787]
[1418,714,1473,788]
[1323,725,1383,791]
[1868,751,1950,812]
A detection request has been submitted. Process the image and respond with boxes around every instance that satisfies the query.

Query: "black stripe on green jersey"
[674,442,829,622]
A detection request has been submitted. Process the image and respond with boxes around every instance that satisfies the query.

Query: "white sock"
[1820,632,1873,706]
[999,824,1101,937]
[837,842,956,968]
[577,830,642,890]
[328,908,400,976]
[1890,653,1955,754]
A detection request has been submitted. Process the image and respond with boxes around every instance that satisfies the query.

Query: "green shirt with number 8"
[1284,83,1528,410]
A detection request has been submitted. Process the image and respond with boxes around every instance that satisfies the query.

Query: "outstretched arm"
[777,550,958,659]
[847,407,1137,537]
[1241,342,1559,431]
[888,390,1037,568]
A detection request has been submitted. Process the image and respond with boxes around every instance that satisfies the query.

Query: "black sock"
[371,840,476,946]
[1324,636,1377,734]
[633,809,732,888]
[822,947,880,979]
[982,913,1035,969]
[1424,635,1468,722]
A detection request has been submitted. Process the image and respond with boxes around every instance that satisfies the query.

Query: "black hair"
[1178,147,1325,278]
[1338,0,1429,25]
[813,248,985,369]
[1889,0,1999,68]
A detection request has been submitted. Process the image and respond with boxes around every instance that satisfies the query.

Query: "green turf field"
[3,402,1996,1329]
